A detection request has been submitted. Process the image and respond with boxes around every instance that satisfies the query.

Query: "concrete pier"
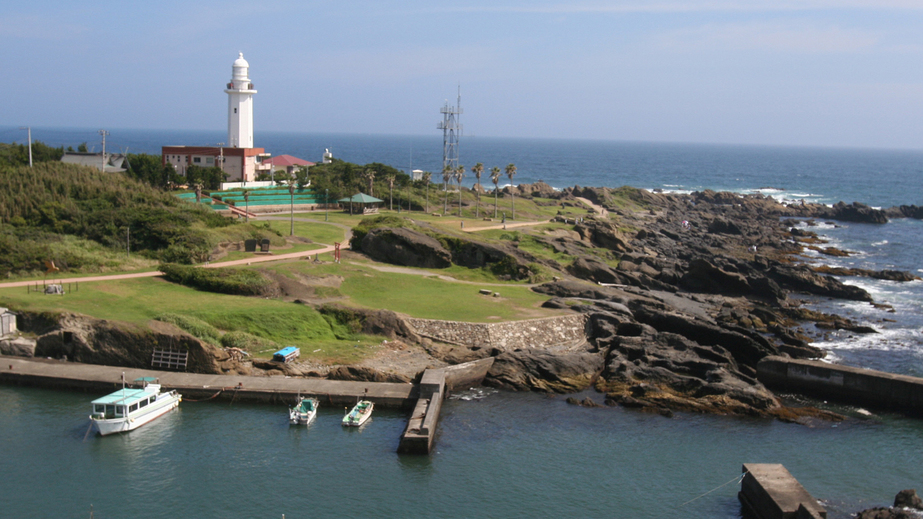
[758,356,923,415]
[0,357,417,408]
[397,358,495,454]
[398,369,445,454]
[739,464,826,519]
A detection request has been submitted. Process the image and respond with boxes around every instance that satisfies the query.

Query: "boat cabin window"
[116,406,126,416]
[106,405,115,417]
[94,404,105,413]
[139,399,148,408]
[129,403,138,413]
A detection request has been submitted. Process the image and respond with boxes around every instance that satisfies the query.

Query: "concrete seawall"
[406,315,587,352]
[0,357,417,408]
[757,356,923,414]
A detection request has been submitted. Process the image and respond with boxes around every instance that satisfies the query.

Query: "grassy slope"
[1,190,634,362]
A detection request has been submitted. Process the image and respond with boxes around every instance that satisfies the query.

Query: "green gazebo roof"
[337,193,383,203]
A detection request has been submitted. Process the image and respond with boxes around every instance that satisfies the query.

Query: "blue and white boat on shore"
[89,378,181,436]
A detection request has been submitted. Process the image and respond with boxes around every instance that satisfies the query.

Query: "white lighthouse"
[225,53,257,149]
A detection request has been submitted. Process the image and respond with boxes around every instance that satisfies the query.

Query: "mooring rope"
[182,390,224,402]
[678,470,748,508]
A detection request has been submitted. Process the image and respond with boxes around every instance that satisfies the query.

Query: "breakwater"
[739,463,826,519]
[757,356,923,414]
[0,357,416,408]
[398,358,494,454]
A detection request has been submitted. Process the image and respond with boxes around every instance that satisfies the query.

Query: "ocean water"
[1,128,922,518]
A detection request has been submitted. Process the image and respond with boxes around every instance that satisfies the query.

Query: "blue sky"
[4,0,923,149]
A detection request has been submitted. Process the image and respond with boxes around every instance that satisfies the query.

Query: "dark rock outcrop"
[884,204,923,220]
[30,313,238,374]
[327,365,413,383]
[358,227,452,268]
[575,218,634,252]
[855,489,923,519]
[680,259,751,295]
[768,265,873,301]
[894,489,923,510]
[484,351,604,393]
[596,330,780,416]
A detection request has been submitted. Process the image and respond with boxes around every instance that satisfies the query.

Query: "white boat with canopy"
[89,377,181,436]
[289,396,319,425]
[342,400,373,427]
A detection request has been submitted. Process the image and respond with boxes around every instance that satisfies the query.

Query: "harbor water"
[0,129,922,517]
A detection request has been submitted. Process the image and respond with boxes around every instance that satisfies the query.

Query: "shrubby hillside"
[0,162,268,277]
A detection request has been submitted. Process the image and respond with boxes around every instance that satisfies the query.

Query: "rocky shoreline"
[5,185,920,422]
[349,185,921,420]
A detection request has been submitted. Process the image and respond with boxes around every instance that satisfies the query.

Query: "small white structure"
[61,152,126,173]
[323,148,333,164]
[0,308,17,337]
[226,53,257,149]
[412,169,425,181]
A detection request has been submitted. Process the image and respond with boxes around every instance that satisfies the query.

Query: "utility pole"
[18,127,32,167]
[98,129,109,172]
[216,142,226,180]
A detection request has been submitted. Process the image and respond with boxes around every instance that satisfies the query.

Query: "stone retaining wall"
[406,315,588,352]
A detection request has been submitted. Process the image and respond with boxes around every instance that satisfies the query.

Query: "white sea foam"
[871,240,888,246]
[812,327,922,353]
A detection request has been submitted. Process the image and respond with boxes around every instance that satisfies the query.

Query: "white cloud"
[655,21,878,53]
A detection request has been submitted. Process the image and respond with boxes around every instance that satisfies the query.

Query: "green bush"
[155,313,220,344]
[159,263,272,296]
[318,305,363,340]
[220,330,278,351]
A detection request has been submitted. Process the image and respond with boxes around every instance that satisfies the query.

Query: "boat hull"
[91,392,181,436]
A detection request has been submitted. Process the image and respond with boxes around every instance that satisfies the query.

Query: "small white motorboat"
[289,397,319,425]
[342,400,373,427]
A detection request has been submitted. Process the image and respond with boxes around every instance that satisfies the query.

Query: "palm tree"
[471,163,483,218]
[442,165,453,214]
[287,176,296,236]
[385,174,396,210]
[490,167,501,218]
[242,189,250,222]
[422,172,432,213]
[362,169,376,196]
[505,163,517,220]
[455,165,465,217]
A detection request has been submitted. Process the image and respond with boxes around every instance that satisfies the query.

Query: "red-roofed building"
[263,154,316,175]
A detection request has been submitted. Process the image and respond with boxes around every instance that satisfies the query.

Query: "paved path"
[0,218,351,288]
[574,196,609,217]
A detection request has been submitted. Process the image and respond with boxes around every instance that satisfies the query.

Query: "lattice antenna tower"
[438,86,463,173]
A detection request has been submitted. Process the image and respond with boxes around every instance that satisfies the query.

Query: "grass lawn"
[0,277,370,363]
[262,220,349,245]
[272,260,558,322]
